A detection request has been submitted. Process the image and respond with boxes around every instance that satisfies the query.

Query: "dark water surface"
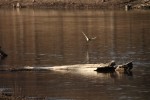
[0,9,150,100]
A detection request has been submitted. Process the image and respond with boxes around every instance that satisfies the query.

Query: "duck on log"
[94,60,116,73]
[95,61,133,73]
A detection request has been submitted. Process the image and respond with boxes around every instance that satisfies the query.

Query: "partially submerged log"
[10,67,51,72]
[95,66,115,73]
[0,60,133,74]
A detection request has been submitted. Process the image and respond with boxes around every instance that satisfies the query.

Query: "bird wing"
[91,37,96,40]
[82,32,89,41]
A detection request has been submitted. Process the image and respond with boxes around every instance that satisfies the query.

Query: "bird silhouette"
[82,32,96,42]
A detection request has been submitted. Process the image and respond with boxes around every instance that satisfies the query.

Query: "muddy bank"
[0,0,150,10]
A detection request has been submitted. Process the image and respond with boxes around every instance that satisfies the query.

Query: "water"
[0,9,150,100]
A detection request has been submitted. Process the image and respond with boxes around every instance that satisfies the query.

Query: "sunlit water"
[0,9,150,100]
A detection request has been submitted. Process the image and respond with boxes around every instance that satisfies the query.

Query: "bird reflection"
[82,31,96,64]
[96,71,133,80]
[84,50,89,64]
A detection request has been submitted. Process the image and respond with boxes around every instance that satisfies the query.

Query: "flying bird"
[82,32,96,42]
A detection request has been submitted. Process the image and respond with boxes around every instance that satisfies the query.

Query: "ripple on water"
[107,86,123,91]
[119,95,140,100]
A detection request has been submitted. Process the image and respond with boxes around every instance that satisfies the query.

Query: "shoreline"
[0,0,150,10]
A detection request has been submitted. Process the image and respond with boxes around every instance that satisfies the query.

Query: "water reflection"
[0,9,150,67]
[0,67,135,100]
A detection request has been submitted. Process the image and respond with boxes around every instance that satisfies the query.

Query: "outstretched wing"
[91,37,96,40]
[82,32,89,42]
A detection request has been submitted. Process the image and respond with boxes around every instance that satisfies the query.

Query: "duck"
[95,61,133,73]
[94,60,116,73]
[115,61,133,72]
